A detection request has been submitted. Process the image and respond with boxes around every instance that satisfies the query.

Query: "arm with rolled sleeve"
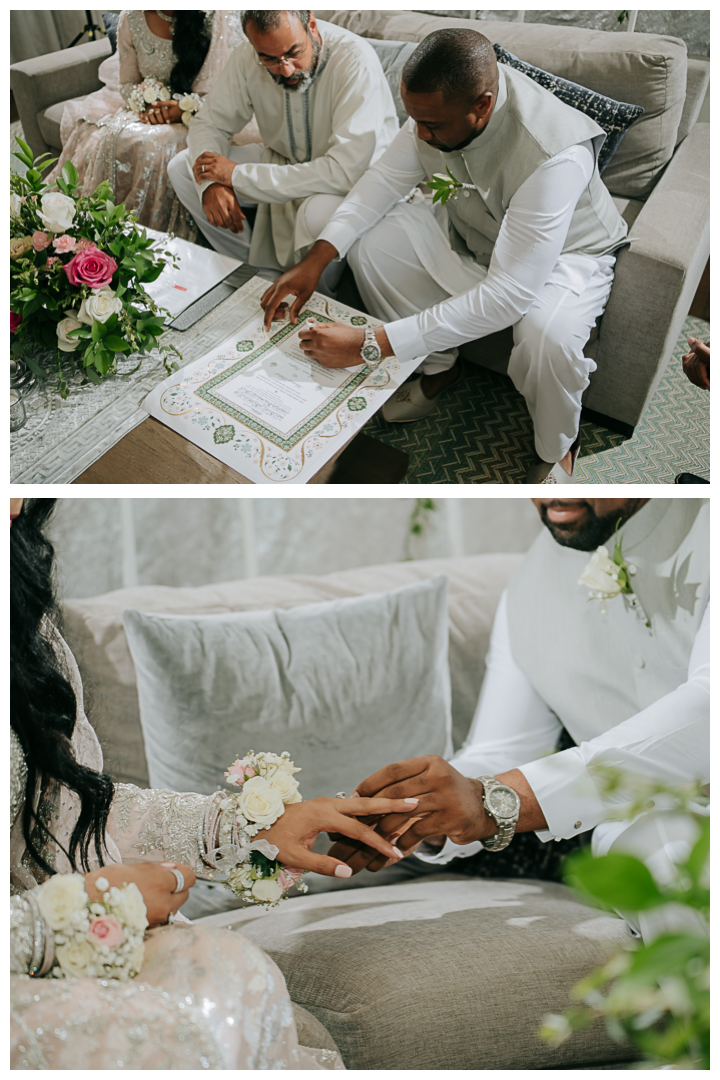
[418,595,710,865]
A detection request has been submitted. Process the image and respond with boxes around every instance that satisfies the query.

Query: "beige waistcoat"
[506,500,709,742]
[415,65,628,265]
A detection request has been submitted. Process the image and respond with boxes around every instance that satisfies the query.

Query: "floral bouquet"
[210,751,309,907]
[35,872,148,980]
[10,138,180,398]
[127,77,202,127]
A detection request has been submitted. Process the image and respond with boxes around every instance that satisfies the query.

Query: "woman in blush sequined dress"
[10,499,411,1069]
[46,11,248,240]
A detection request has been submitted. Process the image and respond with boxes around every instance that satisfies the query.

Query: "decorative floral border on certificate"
[194,309,370,452]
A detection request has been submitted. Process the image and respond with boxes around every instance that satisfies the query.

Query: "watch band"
[360,326,383,369]
[477,775,520,852]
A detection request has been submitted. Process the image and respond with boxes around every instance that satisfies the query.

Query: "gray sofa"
[11,11,709,434]
[61,554,638,1070]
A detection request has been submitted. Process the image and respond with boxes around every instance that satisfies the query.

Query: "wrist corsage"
[35,873,148,980]
[207,751,309,908]
[127,77,171,115]
[173,92,203,127]
[578,520,651,630]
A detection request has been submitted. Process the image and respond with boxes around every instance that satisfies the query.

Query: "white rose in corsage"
[578,521,650,630]
[56,312,84,352]
[78,287,124,326]
[34,873,147,980]
[11,192,23,220]
[38,191,76,233]
[207,751,310,909]
[173,91,203,127]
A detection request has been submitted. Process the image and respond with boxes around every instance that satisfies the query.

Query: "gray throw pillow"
[122,576,452,801]
[493,43,644,173]
[365,38,419,125]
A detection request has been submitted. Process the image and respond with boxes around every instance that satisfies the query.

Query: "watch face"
[487,786,520,818]
[363,344,382,363]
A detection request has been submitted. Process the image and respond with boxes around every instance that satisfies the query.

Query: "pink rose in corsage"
[88,914,125,949]
[32,231,51,251]
[10,310,22,333]
[64,245,118,290]
[52,234,77,254]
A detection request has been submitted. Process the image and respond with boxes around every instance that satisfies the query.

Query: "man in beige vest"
[261,30,629,482]
[331,498,709,938]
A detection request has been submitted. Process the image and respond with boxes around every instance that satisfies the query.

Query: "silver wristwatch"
[360,326,383,369]
[477,776,521,852]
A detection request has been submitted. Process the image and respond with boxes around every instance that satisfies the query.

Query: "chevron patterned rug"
[363,316,710,485]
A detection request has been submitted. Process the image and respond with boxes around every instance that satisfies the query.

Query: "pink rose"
[64,245,118,290]
[10,310,22,333]
[53,234,77,254]
[46,257,59,269]
[32,231,50,251]
[278,867,304,890]
[88,915,124,950]
[75,237,95,253]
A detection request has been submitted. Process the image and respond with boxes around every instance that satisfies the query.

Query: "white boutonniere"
[426,168,477,205]
[578,522,651,630]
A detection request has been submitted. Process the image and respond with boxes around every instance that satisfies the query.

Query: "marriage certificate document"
[142,286,422,483]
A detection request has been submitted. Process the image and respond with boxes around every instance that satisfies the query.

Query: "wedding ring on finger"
[335,792,347,799]
[169,868,185,894]
[168,912,176,925]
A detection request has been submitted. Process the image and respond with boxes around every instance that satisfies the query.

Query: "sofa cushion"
[196,875,636,1070]
[365,38,418,125]
[37,97,85,151]
[329,12,688,198]
[493,44,644,173]
[121,577,452,799]
[62,554,522,789]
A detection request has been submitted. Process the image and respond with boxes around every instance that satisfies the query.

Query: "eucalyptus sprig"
[426,168,477,206]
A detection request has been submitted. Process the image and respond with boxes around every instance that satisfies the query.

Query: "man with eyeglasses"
[168,10,398,282]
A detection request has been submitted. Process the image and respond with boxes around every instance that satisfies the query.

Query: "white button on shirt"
[417,591,710,867]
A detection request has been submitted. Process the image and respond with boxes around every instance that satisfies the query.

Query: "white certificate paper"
[142,291,422,483]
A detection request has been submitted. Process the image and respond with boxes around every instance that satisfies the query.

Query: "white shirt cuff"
[317,221,363,261]
[414,837,483,865]
[520,748,606,841]
[383,315,428,364]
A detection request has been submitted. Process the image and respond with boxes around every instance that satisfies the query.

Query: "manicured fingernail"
[334,865,352,878]
[404,798,419,804]
[161,862,175,867]
[392,846,404,858]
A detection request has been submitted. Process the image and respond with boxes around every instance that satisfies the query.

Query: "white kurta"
[184,20,398,270]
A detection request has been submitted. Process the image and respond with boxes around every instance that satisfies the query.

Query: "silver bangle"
[169,868,185,894]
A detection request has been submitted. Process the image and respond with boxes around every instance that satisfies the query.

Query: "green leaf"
[623,934,708,988]
[23,354,50,379]
[683,817,709,887]
[103,335,130,352]
[62,160,79,187]
[564,850,665,911]
[14,136,35,161]
[83,365,103,384]
[91,319,105,343]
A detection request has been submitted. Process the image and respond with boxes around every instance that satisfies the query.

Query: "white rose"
[239,776,285,826]
[10,192,23,220]
[578,546,623,598]
[36,873,87,931]
[229,865,254,891]
[109,883,148,932]
[56,313,84,352]
[78,288,123,326]
[56,938,100,978]
[157,85,171,101]
[10,236,33,260]
[143,85,158,103]
[181,111,195,127]
[38,192,76,233]
[178,94,197,112]
[266,770,300,804]
[251,878,284,903]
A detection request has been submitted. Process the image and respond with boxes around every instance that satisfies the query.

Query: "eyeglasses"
[253,31,312,70]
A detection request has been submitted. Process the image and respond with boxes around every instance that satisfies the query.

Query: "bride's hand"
[140,100,183,125]
[85,862,196,928]
[262,796,421,878]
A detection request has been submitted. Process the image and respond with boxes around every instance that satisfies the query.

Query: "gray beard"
[271,38,321,93]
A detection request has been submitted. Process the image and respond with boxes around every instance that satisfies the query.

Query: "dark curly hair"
[10,499,114,875]
[170,11,213,95]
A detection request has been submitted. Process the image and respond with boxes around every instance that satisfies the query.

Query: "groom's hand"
[327,756,489,873]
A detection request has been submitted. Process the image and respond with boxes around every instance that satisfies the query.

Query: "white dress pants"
[347,201,615,463]
[168,148,346,290]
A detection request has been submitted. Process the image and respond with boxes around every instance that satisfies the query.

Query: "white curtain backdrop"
[50,498,542,600]
[11,11,111,65]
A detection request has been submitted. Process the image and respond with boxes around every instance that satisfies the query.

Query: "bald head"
[402,28,498,105]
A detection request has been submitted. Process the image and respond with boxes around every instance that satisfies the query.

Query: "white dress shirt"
[319,122,607,363]
[418,590,710,866]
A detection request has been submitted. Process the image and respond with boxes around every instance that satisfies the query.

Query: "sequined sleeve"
[118,11,142,105]
[10,891,52,976]
[107,784,222,874]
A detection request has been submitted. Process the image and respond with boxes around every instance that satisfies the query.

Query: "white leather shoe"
[382,376,442,423]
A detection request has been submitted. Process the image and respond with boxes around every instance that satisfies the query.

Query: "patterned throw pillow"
[493,43,644,173]
[102,12,120,54]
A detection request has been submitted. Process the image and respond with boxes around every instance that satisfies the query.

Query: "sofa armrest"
[584,122,709,427]
[10,38,111,160]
